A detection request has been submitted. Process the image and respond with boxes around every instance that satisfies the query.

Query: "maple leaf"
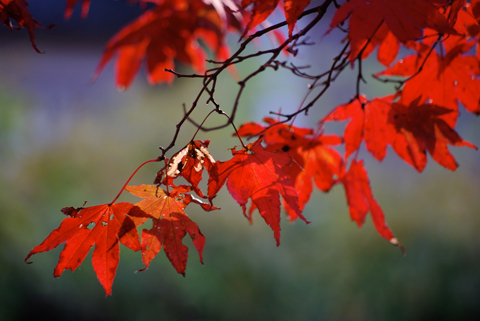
[386,98,477,172]
[126,185,210,275]
[94,0,234,89]
[358,23,400,66]
[0,0,48,53]
[330,0,455,62]
[25,203,148,295]
[241,0,311,37]
[379,43,480,116]
[237,118,343,219]
[155,140,215,198]
[208,137,307,245]
[341,160,403,251]
[323,95,393,161]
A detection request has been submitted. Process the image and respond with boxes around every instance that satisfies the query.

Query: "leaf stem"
[109,158,160,205]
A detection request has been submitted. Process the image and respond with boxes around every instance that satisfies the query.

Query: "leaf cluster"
[7,0,478,294]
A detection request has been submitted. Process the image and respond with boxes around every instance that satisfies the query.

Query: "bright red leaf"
[330,0,455,62]
[126,185,208,275]
[208,137,307,245]
[241,0,311,37]
[94,0,233,89]
[379,42,480,116]
[323,95,393,161]
[25,203,148,295]
[237,118,343,219]
[341,160,403,251]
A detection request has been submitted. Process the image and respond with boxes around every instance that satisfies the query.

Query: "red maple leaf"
[94,0,234,89]
[379,42,480,116]
[358,23,400,66]
[126,185,210,275]
[0,0,48,53]
[25,203,148,295]
[208,137,307,245]
[341,160,403,251]
[241,0,311,37]
[323,95,393,161]
[237,118,343,219]
[330,0,455,62]
[386,98,477,172]
[155,140,215,198]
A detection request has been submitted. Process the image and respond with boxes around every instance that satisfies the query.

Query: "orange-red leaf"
[25,203,148,295]
[94,0,232,89]
[208,137,307,245]
[126,185,208,275]
[237,118,342,219]
[241,0,279,38]
[284,0,311,36]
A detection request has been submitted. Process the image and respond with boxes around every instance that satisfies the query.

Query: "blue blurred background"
[1,1,480,320]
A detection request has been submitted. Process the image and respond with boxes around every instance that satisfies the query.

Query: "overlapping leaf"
[330,0,455,62]
[0,0,46,53]
[155,140,215,198]
[237,118,342,219]
[386,99,477,172]
[94,0,235,89]
[208,137,307,245]
[25,203,148,295]
[379,42,480,116]
[323,95,393,161]
[241,0,311,37]
[126,185,209,275]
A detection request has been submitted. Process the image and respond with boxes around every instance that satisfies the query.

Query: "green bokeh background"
[1,2,480,320]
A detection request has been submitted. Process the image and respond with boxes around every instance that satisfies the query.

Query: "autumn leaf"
[379,42,480,116]
[358,23,400,66]
[323,95,393,161]
[25,203,148,295]
[0,0,47,53]
[241,0,311,37]
[94,0,234,89]
[237,118,342,219]
[341,160,403,251]
[208,137,307,245]
[330,0,456,62]
[126,185,209,275]
[386,99,477,172]
[241,0,279,38]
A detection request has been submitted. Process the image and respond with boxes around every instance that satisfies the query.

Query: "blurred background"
[1,1,479,320]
